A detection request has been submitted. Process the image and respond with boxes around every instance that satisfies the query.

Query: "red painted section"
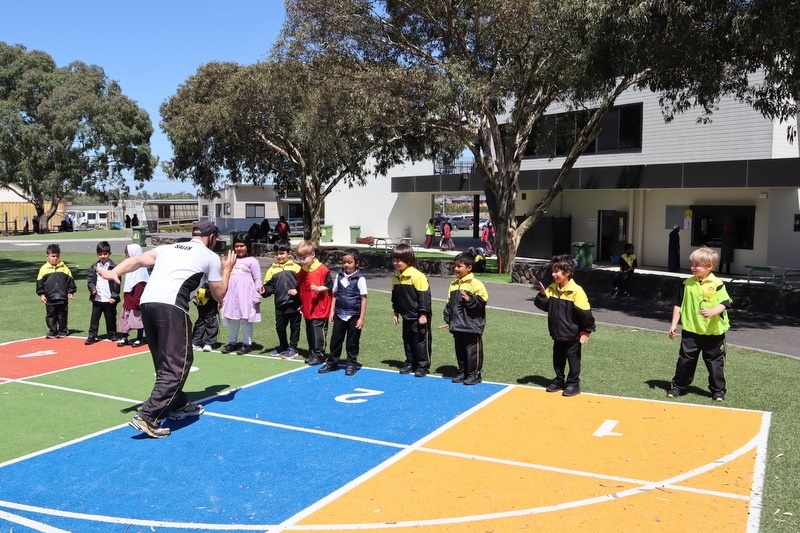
[0,337,146,380]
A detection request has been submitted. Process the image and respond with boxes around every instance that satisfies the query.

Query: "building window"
[202,205,209,217]
[690,205,755,250]
[157,205,171,219]
[524,103,642,158]
[216,204,223,218]
[245,203,265,219]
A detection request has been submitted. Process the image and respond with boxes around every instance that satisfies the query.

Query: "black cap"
[192,220,219,237]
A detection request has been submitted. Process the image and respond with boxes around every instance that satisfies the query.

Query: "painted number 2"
[334,388,384,404]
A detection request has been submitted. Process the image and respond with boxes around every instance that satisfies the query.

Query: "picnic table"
[745,265,800,286]
[370,237,413,250]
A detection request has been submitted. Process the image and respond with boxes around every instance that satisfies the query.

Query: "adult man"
[98,221,234,438]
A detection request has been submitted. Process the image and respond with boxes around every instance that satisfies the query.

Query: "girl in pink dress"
[221,233,263,355]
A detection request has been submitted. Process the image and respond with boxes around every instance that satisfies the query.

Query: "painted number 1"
[334,388,384,404]
[593,419,623,437]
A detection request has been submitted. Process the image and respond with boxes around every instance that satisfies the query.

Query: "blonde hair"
[296,240,316,257]
[689,246,718,267]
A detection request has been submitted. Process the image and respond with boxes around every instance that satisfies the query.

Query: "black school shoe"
[562,385,581,397]
[463,374,482,386]
[317,363,338,373]
[85,337,96,345]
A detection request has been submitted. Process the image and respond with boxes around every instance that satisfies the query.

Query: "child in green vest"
[667,246,732,401]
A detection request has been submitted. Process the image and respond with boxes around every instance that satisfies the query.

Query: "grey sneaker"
[281,348,300,360]
[169,402,205,421]
[129,415,170,438]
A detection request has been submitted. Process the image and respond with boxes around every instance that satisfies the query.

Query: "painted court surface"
[0,338,769,532]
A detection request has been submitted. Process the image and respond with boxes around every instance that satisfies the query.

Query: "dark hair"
[454,251,475,268]
[46,243,61,255]
[273,239,293,253]
[341,247,361,263]
[391,243,416,266]
[624,243,634,253]
[232,232,253,256]
[96,241,111,254]
[551,254,574,275]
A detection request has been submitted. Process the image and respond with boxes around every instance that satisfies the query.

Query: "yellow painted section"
[291,387,766,533]
[424,387,763,481]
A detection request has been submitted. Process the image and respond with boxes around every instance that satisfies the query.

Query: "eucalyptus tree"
[282,0,752,271]
[738,0,800,152]
[162,55,440,244]
[0,43,155,230]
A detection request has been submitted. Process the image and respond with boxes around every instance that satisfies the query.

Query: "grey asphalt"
[4,235,797,359]
[365,272,800,360]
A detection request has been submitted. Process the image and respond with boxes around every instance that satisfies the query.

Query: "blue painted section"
[209,367,506,444]
[0,368,507,532]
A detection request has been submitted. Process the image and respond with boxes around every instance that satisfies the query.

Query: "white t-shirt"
[141,239,222,313]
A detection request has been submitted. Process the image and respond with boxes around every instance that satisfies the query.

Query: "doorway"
[597,210,628,262]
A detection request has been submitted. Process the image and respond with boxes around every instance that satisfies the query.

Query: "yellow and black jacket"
[391,266,431,320]
[262,260,301,314]
[443,273,488,335]
[534,278,595,341]
[36,261,77,302]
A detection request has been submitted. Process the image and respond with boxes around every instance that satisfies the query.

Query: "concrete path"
[366,272,800,361]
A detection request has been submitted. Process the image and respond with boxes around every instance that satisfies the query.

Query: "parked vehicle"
[448,215,473,230]
[65,210,108,231]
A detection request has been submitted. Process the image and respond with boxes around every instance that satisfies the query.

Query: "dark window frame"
[690,205,755,250]
[245,203,266,219]
[524,103,643,158]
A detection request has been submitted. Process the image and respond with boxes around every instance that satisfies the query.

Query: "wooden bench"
[370,237,412,250]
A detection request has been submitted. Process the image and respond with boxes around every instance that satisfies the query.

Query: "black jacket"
[87,259,120,301]
[36,261,77,302]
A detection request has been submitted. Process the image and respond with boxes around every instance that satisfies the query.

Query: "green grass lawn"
[0,228,128,241]
[1,249,798,531]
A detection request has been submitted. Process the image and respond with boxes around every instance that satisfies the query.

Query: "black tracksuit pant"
[328,315,362,367]
[192,300,219,347]
[453,332,483,377]
[88,300,118,339]
[401,318,432,370]
[275,311,301,351]
[139,303,193,423]
[671,330,727,395]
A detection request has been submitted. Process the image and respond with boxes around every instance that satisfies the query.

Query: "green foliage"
[161,55,432,245]
[0,43,156,229]
[281,1,760,272]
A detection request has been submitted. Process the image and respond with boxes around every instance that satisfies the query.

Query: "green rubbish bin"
[132,226,147,247]
[571,241,596,269]
[320,225,333,243]
[349,225,361,244]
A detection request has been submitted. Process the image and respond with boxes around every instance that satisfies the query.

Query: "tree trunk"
[484,167,521,274]
[300,178,323,246]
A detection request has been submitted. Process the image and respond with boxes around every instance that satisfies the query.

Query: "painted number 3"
[334,388,384,404]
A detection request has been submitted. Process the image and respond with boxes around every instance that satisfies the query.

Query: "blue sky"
[3,1,285,194]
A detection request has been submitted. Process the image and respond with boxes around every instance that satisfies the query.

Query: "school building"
[324,83,800,274]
